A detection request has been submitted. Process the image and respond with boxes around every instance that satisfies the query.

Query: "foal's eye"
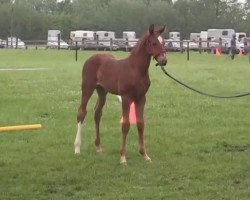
[152,42,157,46]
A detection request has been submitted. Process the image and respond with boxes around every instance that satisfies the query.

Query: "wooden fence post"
[125,38,128,52]
[57,33,61,50]
[15,37,18,49]
[75,41,78,62]
[199,38,202,54]
[110,38,113,51]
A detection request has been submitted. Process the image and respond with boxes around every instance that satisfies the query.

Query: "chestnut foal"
[74,24,167,164]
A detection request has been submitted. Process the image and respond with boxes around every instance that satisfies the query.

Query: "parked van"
[47,30,68,49]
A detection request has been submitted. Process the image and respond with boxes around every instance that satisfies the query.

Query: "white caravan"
[70,30,95,45]
[122,31,138,47]
[96,31,115,45]
[169,32,180,40]
[200,31,207,47]
[199,30,219,49]
[47,30,68,49]
[190,33,200,42]
[236,32,246,43]
[200,31,208,41]
[95,31,118,50]
[207,29,244,53]
[207,29,235,41]
[166,31,181,50]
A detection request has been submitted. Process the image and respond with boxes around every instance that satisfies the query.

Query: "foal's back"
[82,53,131,95]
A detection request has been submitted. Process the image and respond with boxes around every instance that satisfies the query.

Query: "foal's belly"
[118,74,151,100]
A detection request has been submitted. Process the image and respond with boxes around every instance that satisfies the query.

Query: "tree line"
[0,0,249,41]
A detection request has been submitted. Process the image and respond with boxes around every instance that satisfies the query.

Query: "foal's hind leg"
[74,82,95,154]
[135,96,151,162]
[120,97,131,165]
[94,86,107,153]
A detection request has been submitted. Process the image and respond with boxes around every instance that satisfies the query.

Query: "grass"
[0,49,250,200]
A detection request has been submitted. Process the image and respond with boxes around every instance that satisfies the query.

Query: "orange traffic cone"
[215,48,221,56]
[120,102,137,124]
[239,49,244,56]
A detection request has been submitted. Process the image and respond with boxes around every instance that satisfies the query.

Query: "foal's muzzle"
[155,55,167,67]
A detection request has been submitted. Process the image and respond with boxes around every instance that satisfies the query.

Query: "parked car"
[47,40,69,49]
[210,37,243,54]
[183,40,199,50]
[0,39,6,48]
[165,38,181,51]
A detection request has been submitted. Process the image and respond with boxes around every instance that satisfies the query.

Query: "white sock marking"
[74,122,83,154]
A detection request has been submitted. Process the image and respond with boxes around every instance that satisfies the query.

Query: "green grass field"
[0,49,250,200]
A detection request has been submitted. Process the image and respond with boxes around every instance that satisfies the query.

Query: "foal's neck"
[129,45,151,74]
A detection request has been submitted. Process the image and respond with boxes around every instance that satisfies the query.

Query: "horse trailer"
[122,31,138,48]
[47,30,69,49]
[190,33,200,42]
[207,29,235,41]
[70,30,95,44]
[95,31,118,50]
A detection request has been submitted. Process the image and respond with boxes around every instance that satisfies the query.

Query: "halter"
[146,36,166,60]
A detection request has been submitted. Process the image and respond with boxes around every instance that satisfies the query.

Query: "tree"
[0,0,249,40]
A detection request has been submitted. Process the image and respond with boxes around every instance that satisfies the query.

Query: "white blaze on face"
[158,36,164,45]
[157,36,166,57]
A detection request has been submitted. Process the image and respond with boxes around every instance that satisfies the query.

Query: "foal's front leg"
[135,96,151,162]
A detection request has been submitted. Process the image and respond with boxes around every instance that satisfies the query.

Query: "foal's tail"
[81,54,101,83]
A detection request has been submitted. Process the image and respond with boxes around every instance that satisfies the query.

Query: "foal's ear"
[149,24,154,35]
[157,25,166,34]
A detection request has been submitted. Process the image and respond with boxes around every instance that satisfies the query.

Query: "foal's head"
[146,24,167,66]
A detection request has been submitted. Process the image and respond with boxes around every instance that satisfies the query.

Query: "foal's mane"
[130,32,149,56]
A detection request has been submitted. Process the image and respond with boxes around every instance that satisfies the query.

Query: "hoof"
[120,156,127,165]
[74,145,81,154]
[143,154,152,162]
[96,146,103,153]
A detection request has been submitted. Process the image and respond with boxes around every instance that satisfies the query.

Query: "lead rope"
[160,66,250,99]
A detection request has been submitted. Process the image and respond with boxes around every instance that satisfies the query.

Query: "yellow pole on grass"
[0,124,42,133]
